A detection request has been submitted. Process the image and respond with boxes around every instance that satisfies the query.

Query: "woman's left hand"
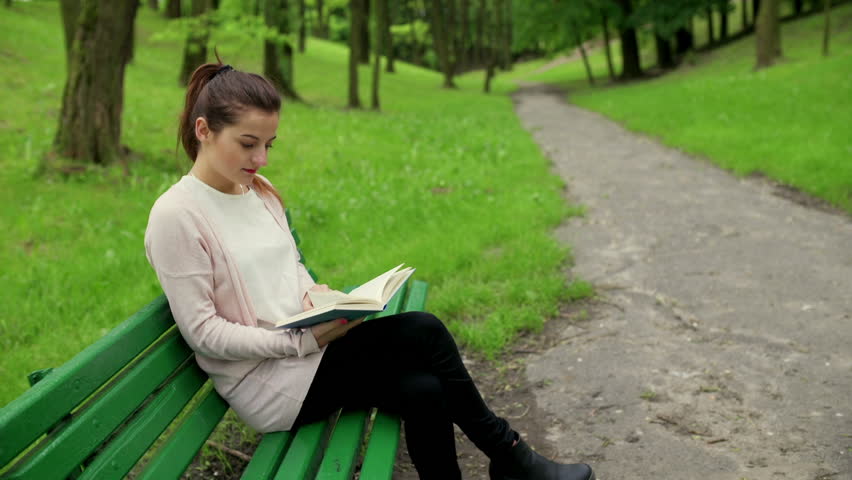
[302,284,332,311]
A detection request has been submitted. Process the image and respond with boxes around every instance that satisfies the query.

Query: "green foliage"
[0,2,585,406]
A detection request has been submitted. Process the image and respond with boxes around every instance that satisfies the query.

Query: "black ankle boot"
[488,438,595,480]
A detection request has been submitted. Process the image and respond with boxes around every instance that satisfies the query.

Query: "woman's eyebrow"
[240,134,277,141]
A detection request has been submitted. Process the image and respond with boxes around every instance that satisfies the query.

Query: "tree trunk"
[575,27,594,85]
[428,0,456,87]
[445,0,458,74]
[794,0,804,15]
[60,0,82,63]
[359,0,370,63]
[315,0,327,38]
[147,0,158,10]
[501,0,512,70]
[753,0,761,20]
[54,0,139,166]
[614,0,641,79]
[675,26,693,54]
[349,0,364,107]
[475,0,487,66]
[742,0,749,30]
[179,0,211,86]
[755,0,780,69]
[822,0,831,55]
[483,0,496,93]
[382,0,395,72]
[719,2,729,39]
[459,0,470,71]
[298,0,306,52]
[601,9,616,80]
[706,8,715,45]
[371,0,383,110]
[264,0,300,100]
[655,32,675,69]
[165,0,180,18]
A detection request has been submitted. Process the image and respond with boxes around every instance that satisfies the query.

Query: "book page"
[306,289,355,309]
[348,264,404,301]
[381,267,416,302]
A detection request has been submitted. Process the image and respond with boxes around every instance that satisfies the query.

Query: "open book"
[276,264,416,329]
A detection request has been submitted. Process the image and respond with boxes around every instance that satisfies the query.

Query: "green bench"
[0,212,427,479]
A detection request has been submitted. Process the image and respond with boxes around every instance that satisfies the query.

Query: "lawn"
[0,3,588,407]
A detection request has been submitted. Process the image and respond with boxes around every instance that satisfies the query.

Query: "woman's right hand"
[310,317,363,348]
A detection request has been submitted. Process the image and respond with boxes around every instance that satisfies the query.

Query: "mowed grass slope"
[0,4,587,406]
[525,5,852,213]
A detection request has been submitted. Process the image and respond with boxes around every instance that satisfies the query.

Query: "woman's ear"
[194,117,210,142]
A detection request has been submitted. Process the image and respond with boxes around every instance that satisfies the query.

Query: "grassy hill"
[523,4,852,213]
[0,3,587,406]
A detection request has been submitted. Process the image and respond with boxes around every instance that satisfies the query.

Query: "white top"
[182,175,303,327]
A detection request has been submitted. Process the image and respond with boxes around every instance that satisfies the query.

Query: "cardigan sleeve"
[144,202,320,361]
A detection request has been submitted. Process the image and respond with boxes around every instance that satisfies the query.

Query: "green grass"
[0,3,586,406]
[521,4,852,213]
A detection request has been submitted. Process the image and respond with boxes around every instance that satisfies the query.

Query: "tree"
[314,0,328,38]
[264,0,300,100]
[718,0,729,40]
[428,0,456,88]
[822,0,831,55]
[614,0,642,79]
[755,0,780,68]
[298,0,306,52]
[165,0,180,18]
[371,0,384,109]
[381,0,395,72]
[601,7,616,80]
[655,31,675,69]
[348,0,364,108]
[148,0,158,10]
[359,0,371,63]
[179,0,213,86]
[54,0,139,166]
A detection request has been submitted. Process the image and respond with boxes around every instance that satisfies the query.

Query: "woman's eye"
[265,144,273,150]
[241,143,254,149]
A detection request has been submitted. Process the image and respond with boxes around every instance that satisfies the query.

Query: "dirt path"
[511,83,852,480]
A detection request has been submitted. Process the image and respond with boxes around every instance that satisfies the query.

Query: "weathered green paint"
[240,431,294,479]
[136,387,228,480]
[273,420,331,480]
[403,280,429,312]
[77,363,209,479]
[315,410,369,479]
[0,295,174,467]
[359,412,402,480]
[3,333,192,479]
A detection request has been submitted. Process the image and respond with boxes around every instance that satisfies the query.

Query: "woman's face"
[195,107,280,194]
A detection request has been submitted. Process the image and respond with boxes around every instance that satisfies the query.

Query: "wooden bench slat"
[314,410,369,479]
[240,431,294,480]
[358,412,402,480]
[2,333,193,480]
[76,363,210,480]
[0,296,174,467]
[272,419,331,480]
[136,387,229,480]
[402,280,429,312]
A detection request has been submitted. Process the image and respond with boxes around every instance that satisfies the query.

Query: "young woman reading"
[144,62,595,480]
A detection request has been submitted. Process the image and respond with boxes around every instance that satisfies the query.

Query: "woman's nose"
[253,150,269,167]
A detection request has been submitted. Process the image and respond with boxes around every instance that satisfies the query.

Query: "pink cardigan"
[144,175,324,432]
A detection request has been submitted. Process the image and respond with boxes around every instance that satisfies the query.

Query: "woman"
[144,62,594,480]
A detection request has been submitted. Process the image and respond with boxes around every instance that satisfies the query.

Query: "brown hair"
[179,61,284,208]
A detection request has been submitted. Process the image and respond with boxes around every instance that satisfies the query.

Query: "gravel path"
[513,83,852,480]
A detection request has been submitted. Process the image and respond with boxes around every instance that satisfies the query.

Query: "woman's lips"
[243,169,257,174]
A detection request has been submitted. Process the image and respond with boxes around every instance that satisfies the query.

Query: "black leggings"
[293,312,515,479]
